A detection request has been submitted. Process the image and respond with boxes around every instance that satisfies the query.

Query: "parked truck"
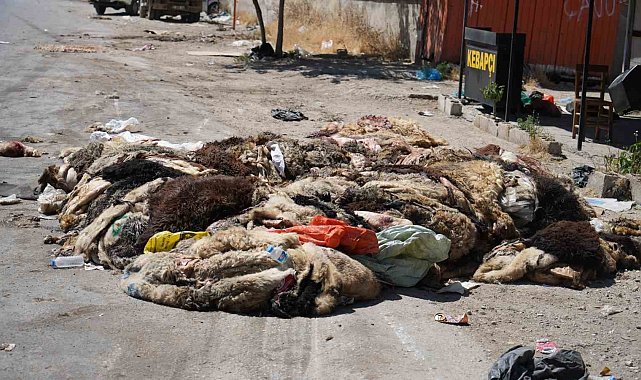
[89,0,140,15]
[139,0,202,22]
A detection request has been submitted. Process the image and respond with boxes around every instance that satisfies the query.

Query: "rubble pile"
[39,116,641,317]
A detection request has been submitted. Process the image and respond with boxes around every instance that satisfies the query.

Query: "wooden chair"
[572,64,615,142]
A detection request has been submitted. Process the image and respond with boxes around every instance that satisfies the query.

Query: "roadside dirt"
[2,1,641,379]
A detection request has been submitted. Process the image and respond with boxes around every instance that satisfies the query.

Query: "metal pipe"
[578,0,596,151]
[233,0,237,30]
[458,0,469,99]
[623,0,637,71]
[504,0,520,122]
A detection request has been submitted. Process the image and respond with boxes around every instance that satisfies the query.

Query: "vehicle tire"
[94,4,106,15]
[207,2,219,15]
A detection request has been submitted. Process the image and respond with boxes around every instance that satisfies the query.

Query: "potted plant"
[481,82,505,117]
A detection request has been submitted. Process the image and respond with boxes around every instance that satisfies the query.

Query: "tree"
[275,0,285,57]
[251,0,266,45]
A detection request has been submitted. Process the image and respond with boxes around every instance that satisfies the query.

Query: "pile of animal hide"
[40,116,641,316]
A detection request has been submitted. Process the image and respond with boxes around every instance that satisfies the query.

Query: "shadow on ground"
[229,57,416,82]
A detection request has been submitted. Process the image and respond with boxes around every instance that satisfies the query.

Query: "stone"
[473,114,483,129]
[509,128,531,146]
[486,119,498,137]
[543,141,563,156]
[438,94,448,113]
[497,122,511,140]
[445,98,463,116]
[626,174,641,204]
[587,171,632,200]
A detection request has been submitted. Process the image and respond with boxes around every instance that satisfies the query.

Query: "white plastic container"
[265,245,288,264]
[50,255,85,269]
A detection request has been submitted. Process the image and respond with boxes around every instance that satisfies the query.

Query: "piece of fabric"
[488,345,589,380]
[273,215,379,255]
[144,230,210,253]
[355,225,450,287]
[571,165,594,188]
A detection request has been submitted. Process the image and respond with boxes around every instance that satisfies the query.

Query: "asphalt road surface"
[0,1,490,379]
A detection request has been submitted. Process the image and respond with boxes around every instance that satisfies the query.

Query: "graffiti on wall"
[563,0,628,22]
[468,0,627,23]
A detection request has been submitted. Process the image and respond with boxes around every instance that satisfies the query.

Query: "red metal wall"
[422,0,627,70]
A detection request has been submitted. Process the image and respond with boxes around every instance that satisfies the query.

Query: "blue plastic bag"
[416,67,442,81]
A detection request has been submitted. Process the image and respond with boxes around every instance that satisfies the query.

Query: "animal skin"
[136,175,256,252]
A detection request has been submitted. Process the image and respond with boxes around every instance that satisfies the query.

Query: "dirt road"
[1,1,640,379]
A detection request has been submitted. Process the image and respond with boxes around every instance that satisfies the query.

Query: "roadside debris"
[88,117,141,134]
[488,346,589,380]
[186,51,244,57]
[535,338,559,355]
[132,44,156,52]
[51,255,85,269]
[38,185,67,215]
[271,109,308,122]
[600,305,624,317]
[22,136,44,143]
[586,198,634,212]
[572,165,595,188]
[1,343,16,352]
[416,67,442,81]
[231,40,260,47]
[436,280,481,295]
[0,41,10,45]
[409,94,438,100]
[418,111,434,117]
[35,44,98,53]
[89,16,111,20]
[37,114,641,318]
[434,312,469,325]
[0,194,21,205]
[0,141,41,157]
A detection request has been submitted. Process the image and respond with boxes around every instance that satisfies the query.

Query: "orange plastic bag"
[273,216,379,255]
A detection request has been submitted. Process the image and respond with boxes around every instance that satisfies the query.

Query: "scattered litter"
[51,255,85,269]
[267,142,286,177]
[84,263,105,271]
[103,117,141,133]
[586,198,634,212]
[488,346,589,380]
[35,44,98,53]
[132,44,156,51]
[144,230,209,253]
[271,109,308,122]
[590,218,610,233]
[601,305,623,316]
[231,40,260,47]
[600,366,612,376]
[1,343,16,352]
[0,41,10,45]
[434,312,469,325]
[423,84,440,89]
[321,40,334,49]
[38,184,67,215]
[292,44,311,58]
[418,111,434,117]
[409,94,438,100]
[356,225,449,287]
[89,131,112,142]
[90,16,112,20]
[186,51,244,57]
[0,194,21,205]
[416,67,442,81]
[336,48,348,58]
[21,136,44,143]
[0,141,41,157]
[535,338,559,355]
[210,12,231,23]
[105,92,119,99]
[436,280,481,295]
[572,165,594,188]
